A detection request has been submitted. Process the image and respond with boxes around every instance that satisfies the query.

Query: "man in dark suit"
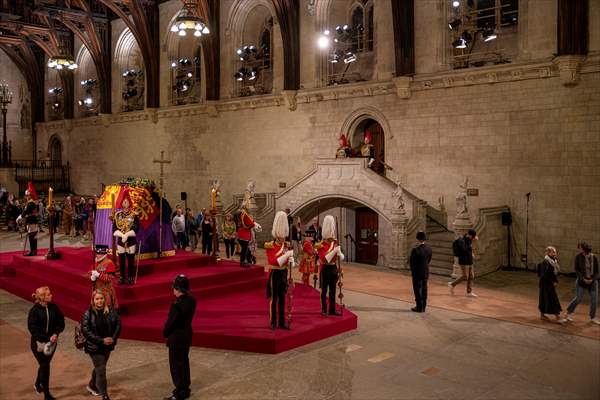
[163,274,197,400]
[409,231,432,313]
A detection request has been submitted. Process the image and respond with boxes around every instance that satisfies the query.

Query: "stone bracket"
[281,90,298,111]
[392,76,412,99]
[553,55,585,86]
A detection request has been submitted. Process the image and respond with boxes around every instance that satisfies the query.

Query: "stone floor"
[1,230,599,400]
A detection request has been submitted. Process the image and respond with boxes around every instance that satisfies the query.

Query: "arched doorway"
[291,196,384,266]
[349,118,385,176]
[49,136,62,166]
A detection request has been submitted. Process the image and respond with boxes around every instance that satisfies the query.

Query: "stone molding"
[36,57,600,131]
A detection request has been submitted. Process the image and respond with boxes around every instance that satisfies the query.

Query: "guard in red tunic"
[361,130,375,168]
[315,215,345,316]
[336,134,351,158]
[18,183,40,256]
[298,236,318,286]
[265,211,295,330]
[236,198,261,267]
[90,245,119,309]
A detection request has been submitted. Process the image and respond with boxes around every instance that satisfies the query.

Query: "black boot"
[127,253,136,285]
[118,253,126,284]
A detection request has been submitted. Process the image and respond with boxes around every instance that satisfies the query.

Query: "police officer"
[163,274,196,400]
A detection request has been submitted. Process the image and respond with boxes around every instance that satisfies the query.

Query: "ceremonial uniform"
[20,191,40,256]
[299,238,318,286]
[112,195,140,285]
[237,208,256,267]
[90,250,119,309]
[265,240,292,329]
[336,134,351,158]
[316,239,342,315]
[361,130,376,169]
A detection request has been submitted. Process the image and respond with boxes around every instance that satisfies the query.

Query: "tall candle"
[48,187,53,207]
[211,188,216,209]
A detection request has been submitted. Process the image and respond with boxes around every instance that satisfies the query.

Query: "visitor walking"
[28,286,65,400]
[565,242,599,324]
[185,209,198,251]
[448,229,478,297]
[222,213,237,258]
[201,213,214,254]
[82,290,122,400]
[537,246,564,323]
[172,208,186,250]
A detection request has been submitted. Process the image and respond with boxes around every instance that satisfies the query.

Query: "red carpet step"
[0,247,357,353]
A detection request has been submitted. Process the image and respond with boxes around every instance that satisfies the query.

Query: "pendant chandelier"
[170,0,210,38]
[47,54,78,70]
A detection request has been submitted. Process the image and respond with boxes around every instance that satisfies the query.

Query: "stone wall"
[0,51,32,161]
[14,0,599,271]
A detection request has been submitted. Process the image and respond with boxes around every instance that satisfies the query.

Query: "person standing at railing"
[62,196,74,236]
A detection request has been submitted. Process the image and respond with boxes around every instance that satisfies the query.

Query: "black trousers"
[223,239,235,258]
[89,351,111,396]
[269,269,287,327]
[118,252,135,280]
[28,231,38,255]
[238,239,250,265]
[202,235,212,254]
[169,346,191,399]
[412,277,428,311]
[31,341,54,394]
[320,264,338,314]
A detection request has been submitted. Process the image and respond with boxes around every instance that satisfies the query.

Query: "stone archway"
[276,158,425,269]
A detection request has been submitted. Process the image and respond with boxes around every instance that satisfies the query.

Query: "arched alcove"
[226,0,282,97]
[48,135,62,166]
[74,45,99,117]
[114,28,145,112]
[164,12,204,106]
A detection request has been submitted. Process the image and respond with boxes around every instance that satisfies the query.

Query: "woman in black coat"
[201,214,214,254]
[27,286,65,400]
[538,246,564,323]
[81,290,122,400]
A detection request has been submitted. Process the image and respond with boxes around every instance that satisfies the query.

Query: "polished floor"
[1,230,599,399]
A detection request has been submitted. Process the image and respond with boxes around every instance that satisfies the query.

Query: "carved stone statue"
[456,177,469,217]
[392,179,405,212]
[242,179,257,210]
[307,0,316,16]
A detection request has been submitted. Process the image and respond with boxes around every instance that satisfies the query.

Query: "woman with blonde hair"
[81,290,121,400]
[27,286,65,400]
[537,246,564,324]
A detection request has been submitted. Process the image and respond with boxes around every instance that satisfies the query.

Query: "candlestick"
[48,187,53,207]
[211,188,216,209]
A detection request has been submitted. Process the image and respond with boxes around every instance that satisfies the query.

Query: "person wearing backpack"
[28,286,65,400]
[81,290,122,400]
[448,229,478,297]
[564,242,600,324]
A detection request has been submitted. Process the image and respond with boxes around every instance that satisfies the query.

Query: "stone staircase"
[426,217,455,276]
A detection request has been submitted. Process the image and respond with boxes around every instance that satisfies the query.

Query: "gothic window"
[449,0,519,69]
[168,22,203,106]
[45,68,63,121]
[320,1,374,86]
[75,46,99,117]
[115,28,145,112]
[234,11,274,97]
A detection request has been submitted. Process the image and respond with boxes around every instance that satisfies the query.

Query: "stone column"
[389,209,409,270]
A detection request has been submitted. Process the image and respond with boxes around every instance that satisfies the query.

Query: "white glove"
[368,158,375,167]
[91,270,100,282]
[277,250,294,267]
[16,215,22,224]
[336,246,345,261]
[254,222,262,232]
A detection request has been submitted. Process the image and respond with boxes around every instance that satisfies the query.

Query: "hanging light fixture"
[48,54,77,70]
[171,1,210,38]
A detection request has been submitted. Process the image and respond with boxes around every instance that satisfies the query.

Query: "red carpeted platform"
[0,247,357,353]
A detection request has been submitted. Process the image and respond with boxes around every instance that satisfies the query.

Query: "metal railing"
[13,160,71,195]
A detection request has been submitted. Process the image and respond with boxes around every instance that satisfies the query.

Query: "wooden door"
[365,120,385,175]
[355,207,378,265]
